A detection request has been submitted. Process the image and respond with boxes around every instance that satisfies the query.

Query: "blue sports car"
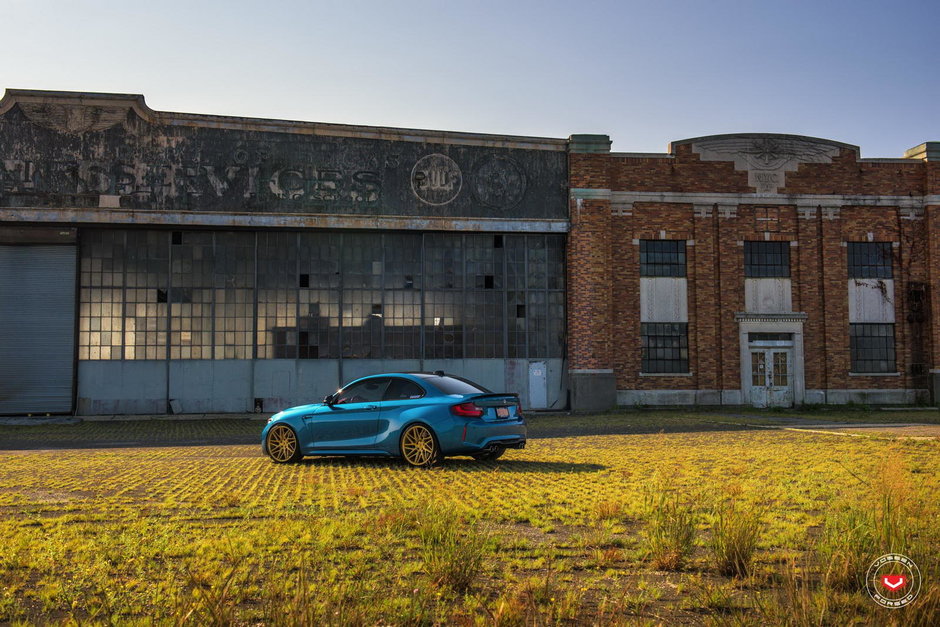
[261,372,527,466]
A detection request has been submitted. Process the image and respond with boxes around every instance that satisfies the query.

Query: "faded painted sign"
[0,93,567,220]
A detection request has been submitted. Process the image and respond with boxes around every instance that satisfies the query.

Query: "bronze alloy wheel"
[400,424,440,467]
[267,424,302,463]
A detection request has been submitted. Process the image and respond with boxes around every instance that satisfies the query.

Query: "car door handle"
[365,405,379,411]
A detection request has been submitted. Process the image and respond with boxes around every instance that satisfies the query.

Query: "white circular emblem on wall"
[411,154,462,205]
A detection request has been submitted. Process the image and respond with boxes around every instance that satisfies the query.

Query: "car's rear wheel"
[472,447,505,461]
[400,423,441,467]
[266,424,303,463]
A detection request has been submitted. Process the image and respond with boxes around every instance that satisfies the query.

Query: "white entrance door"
[749,349,793,408]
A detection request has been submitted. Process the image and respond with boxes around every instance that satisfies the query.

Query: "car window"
[384,378,426,401]
[334,378,390,404]
[420,375,490,395]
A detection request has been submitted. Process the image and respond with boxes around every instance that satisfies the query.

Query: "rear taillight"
[516,403,524,419]
[451,402,484,418]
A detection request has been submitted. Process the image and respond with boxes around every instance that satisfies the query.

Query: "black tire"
[400,423,442,467]
[266,424,303,463]
[472,447,505,461]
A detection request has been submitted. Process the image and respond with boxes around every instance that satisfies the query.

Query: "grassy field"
[0,412,938,625]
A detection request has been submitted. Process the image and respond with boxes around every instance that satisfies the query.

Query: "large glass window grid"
[79,230,565,361]
[641,322,689,373]
[850,323,896,373]
[744,241,790,278]
[640,240,687,277]
[78,230,125,360]
[169,232,213,360]
[847,242,893,279]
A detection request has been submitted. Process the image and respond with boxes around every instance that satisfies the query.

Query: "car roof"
[342,372,477,388]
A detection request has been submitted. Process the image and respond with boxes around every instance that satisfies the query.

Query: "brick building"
[568,133,939,411]
[1,89,937,415]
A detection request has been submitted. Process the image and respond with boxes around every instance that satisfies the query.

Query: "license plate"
[496,407,510,418]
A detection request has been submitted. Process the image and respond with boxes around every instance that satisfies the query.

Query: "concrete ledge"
[824,389,927,405]
[618,389,729,406]
[570,371,616,412]
[613,388,929,407]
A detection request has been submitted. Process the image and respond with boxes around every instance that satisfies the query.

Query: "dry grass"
[0,413,937,623]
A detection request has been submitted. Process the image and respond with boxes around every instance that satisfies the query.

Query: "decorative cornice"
[671,134,857,194]
[735,312,808,323]
[0,89,567,150]
[0,89,155,133]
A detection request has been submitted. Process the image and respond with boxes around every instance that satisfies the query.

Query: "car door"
[375,378,428,445]
[306,377,390,449]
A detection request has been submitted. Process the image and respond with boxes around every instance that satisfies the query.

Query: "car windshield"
[419,375,490,395]
[334,378,389,404]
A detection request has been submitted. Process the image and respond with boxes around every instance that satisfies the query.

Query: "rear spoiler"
[467,393,521,402]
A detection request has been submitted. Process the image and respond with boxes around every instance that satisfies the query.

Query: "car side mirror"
[323,394,335,406]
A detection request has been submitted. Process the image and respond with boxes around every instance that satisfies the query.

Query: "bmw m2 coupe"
[262,372,526,466]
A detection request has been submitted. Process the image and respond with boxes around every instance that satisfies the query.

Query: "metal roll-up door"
[0,245,77,414]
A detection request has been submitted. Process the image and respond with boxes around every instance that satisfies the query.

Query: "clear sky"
[3,0,937,157]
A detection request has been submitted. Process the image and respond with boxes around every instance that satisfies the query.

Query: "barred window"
[744,241,790,278]
[848,242,893,279]
[640,240,686,277]
[641,323,689,373]
[850,324,896,373]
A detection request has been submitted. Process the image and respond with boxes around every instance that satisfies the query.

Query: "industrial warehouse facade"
[0,89,938,415]
[0,90,567,415]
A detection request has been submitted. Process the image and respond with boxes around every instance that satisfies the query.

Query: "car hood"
[276,402,324,418]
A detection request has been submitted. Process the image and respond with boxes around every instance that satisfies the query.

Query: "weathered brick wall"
[570,136,933,401]
[567,153,612,371]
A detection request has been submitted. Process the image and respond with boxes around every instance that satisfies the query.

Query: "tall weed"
[709,488,764,578]
[416,504,490,592]
[640,476,698,571]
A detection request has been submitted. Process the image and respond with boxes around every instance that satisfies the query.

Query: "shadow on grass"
[526,416,756,440]
[296,455,607,473]
[0,435,261,452]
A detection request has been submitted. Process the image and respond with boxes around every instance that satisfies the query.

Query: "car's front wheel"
[400,423,441,467]
[266,424,303,463]
[472,447,505,461]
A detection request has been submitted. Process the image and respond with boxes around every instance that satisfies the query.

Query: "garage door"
[0,245,77,414]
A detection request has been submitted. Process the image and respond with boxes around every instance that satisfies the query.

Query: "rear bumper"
[445,419,527,455]
[484,437,526,450]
